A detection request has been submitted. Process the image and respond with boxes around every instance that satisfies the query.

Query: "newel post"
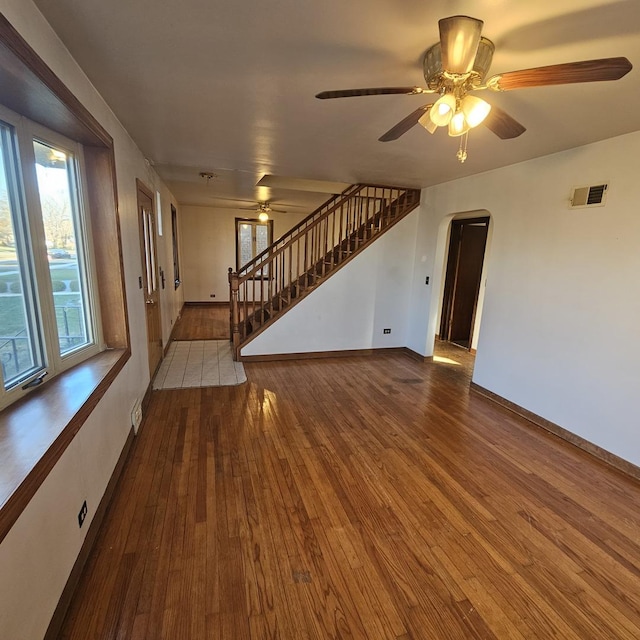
[228,267,241,360]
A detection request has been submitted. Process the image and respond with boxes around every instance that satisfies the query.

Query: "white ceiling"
[32,0,640,210]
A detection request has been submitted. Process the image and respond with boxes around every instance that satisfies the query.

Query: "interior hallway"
[57,305,640,638]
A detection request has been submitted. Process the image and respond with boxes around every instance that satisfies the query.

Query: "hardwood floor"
[58,341,640,639]
[172,303,230,341]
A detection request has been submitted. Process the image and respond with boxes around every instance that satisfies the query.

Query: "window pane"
[255,224,269,256]
[239,223,253,268]
[0,123,43,388]
[33,140,91,356]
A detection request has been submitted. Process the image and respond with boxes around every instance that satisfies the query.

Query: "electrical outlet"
[383,328,391,334]
[210,293,216,298]
[78,500,88,528]
[131,399,143,433]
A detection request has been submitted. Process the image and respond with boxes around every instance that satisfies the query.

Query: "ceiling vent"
[569,183,608,209]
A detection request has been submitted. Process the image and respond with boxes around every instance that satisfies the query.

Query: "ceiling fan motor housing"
[423,37,495,92]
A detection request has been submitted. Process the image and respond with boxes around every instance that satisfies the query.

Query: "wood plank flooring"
[172,303,230,341]
[58,339,640,639]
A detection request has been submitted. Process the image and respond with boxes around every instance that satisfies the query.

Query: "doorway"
[439,216,489,350]
[137,179,163,378]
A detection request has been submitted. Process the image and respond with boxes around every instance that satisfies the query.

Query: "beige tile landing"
[153,340,246,389]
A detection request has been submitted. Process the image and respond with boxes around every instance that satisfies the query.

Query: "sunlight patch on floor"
[433,355,461,366]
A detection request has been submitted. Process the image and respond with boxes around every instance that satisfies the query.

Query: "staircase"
[228,184,421,359]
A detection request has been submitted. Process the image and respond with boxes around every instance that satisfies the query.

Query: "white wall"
[241,211,419,356]
[408,131,640,467]
[181,206,308,302]
[0,2,182,638]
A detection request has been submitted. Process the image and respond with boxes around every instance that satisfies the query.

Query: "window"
[0,13,130,542]
[235,218,273,273]
[0,106,100,409]
[171,204,181,288]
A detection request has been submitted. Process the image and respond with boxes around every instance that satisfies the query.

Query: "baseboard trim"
[240,346,432,363]
[470,382,640,482]
[401,347,433,363]
[241,348,375,362]
[184,300,229,307]
[44,426,136,640]
[164,309,182,356]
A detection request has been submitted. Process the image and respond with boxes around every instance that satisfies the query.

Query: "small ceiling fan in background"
[239,201,288,222]
[316,15,632,162]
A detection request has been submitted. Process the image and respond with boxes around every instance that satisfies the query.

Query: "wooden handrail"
[237,187,404,283]
[237,183,361,278]
[228,184,421,358]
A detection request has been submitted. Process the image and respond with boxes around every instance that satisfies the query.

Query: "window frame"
[0,107,103,409]
[0,112,45,391]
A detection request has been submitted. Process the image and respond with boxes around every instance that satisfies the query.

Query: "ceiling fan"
[316,15,632,162]
[239,201,287,221]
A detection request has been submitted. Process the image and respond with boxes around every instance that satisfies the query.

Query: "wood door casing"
[136,180,163,378]
[440,217,489,349]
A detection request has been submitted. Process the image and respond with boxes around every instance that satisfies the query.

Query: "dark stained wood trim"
[0,349,130,543]
[240,348,375,362]
[470,382,640,481]
[239,346,431,363]
[141,382,154,416]
[43,425,136,640]
[164,309,183,356]
[135,177,154,200]
[84,146,130,349]
[0,13,111,147]
[184,301,230,307]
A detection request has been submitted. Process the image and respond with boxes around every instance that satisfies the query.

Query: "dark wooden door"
[440,217,489,349]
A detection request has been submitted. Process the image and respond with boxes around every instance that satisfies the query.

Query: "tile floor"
[152,340,246,389]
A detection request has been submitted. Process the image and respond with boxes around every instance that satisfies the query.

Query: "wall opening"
[437,213,491,353]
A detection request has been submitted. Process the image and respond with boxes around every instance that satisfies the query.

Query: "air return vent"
[570,183,608,208]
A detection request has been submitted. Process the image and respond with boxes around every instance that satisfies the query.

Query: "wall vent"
[570,183,608,209]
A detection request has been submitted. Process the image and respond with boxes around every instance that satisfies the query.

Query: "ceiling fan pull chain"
[457,132,469,163]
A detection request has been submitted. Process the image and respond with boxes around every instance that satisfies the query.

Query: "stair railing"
[229,184,420,356]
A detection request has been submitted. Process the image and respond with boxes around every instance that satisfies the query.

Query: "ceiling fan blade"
[316,87,430,99]
[482,105,526,139]
[439,15,484,74]
[487,57,632,91]
[379,105,433,141]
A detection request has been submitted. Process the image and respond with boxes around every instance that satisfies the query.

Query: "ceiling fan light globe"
[258,211,269,222]
[430,93,456,126]
[418,110,438,134]
[461,95,491,128]
[448,111,469,137]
